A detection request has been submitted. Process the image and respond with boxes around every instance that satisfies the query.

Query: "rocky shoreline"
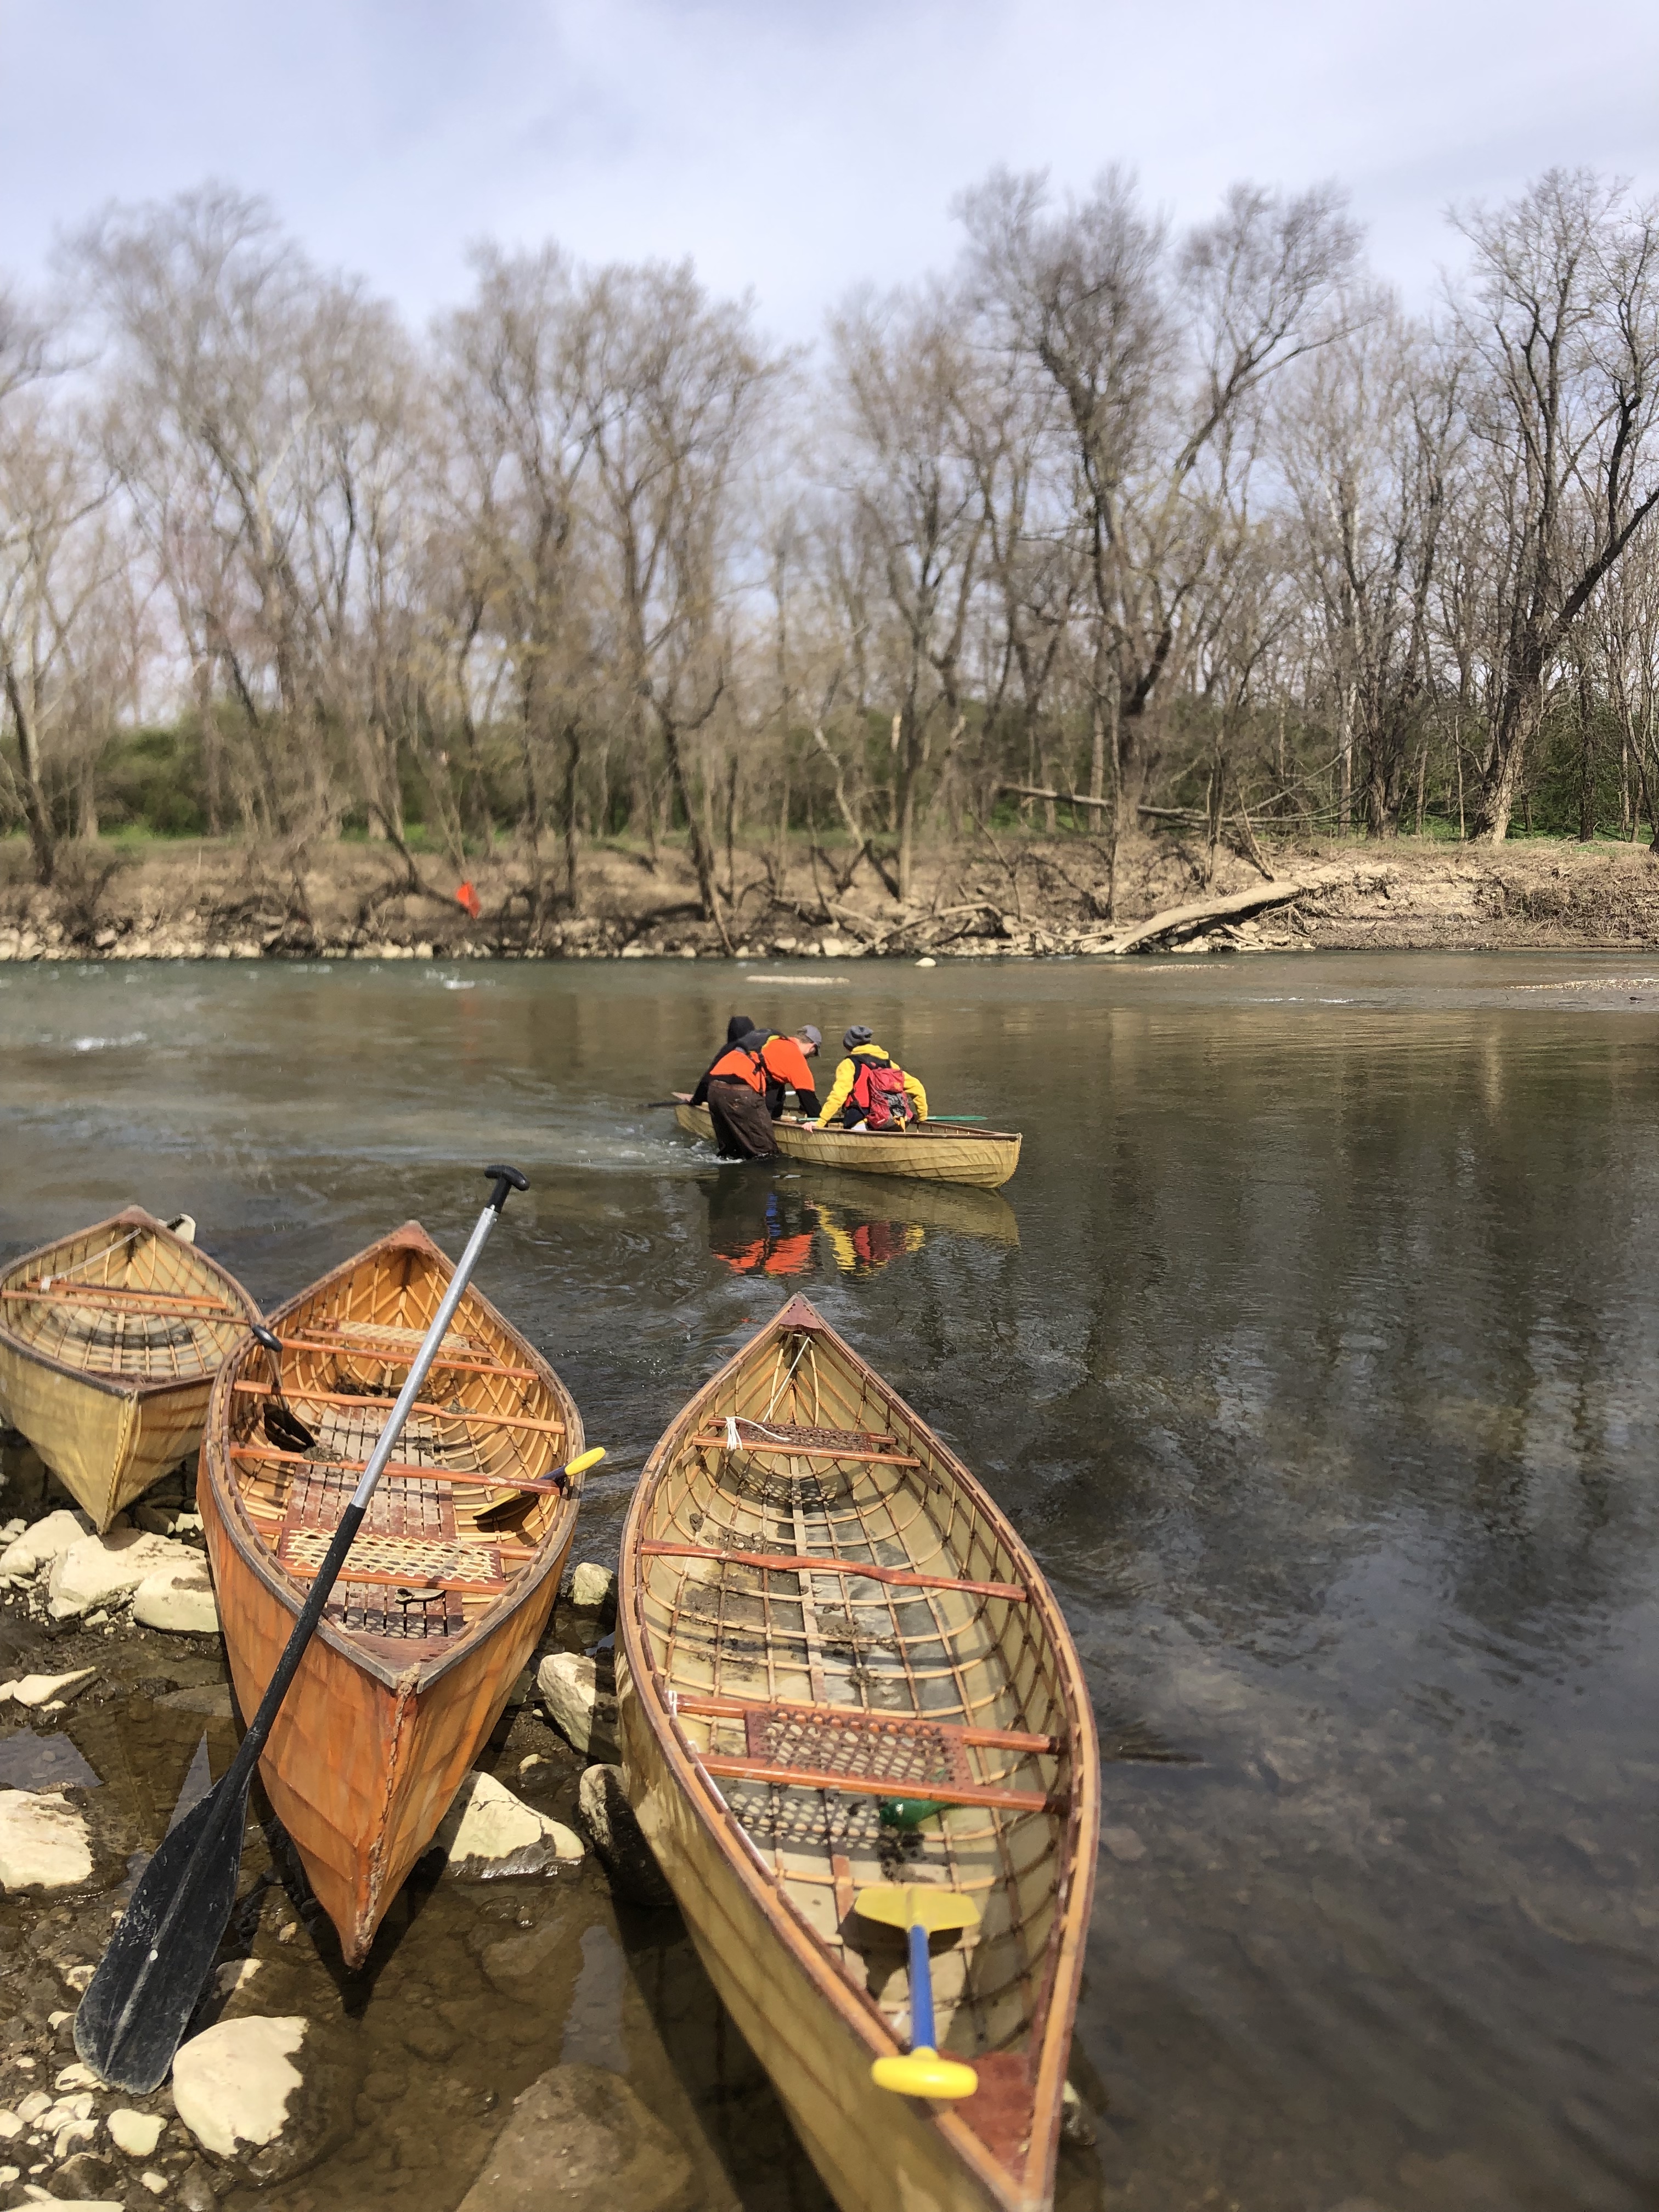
[0,1430,695,2212]
[4,834,1659,968]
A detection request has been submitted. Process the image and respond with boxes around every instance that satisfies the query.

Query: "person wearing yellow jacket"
[815,1026,928,1130]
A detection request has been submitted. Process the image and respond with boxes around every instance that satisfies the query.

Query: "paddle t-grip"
[483,1164,529,1213]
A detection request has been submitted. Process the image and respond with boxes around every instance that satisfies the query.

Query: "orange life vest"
[708,1041,766,1093]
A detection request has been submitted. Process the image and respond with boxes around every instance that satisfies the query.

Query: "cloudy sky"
[4,0,1658,338]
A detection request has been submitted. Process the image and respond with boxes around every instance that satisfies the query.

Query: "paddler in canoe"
[815,1025,928,1131]
[691,1023,823,1159]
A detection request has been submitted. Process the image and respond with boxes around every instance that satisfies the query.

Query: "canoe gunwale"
[618,1294,1099,2212]
[202,1223,580,1701]
[672,1102,1023,1189]
[0,1205,260,1403]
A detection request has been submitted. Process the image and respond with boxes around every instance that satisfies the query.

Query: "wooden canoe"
[0,1207,260,1531]
[617,1294,1098,2212]
[199,1220,584,1967]
[673,1101,1022,1189]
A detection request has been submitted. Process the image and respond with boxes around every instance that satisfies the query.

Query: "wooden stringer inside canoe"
[637,1322,1077,2174]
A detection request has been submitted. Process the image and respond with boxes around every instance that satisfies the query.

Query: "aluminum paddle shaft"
[76,1165,529,2092]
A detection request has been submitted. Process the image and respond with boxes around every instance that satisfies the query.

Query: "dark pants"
[707,1079,778,1159]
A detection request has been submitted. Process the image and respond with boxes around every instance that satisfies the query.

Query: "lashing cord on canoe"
[31,1224,145,1294]
[763,1329,817,1423]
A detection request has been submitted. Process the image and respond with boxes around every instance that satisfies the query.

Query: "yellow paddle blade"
[854,1884,981,1936]
[565,1447,606,1477]
[871,2048,980,2101]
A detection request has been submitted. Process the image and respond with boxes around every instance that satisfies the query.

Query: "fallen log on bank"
[1081,868,1350,956]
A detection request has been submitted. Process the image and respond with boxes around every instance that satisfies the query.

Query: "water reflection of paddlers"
[809,1199,924,1279]
[704,1173,816,1278]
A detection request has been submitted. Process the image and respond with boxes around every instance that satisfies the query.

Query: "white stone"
[432,1770,582,1877]
[15,2093,50,2123]
[48,1531,195,1621]
[536,1652,618,1760]
[140,2175,168,2196]
[107,2110,165,2158]
[171,2016,307,2159]
[569,1562,615,1612]
[42,2092,94,2126]
[0,1509,92,1578]
[214,1959,263,2000]
[915,955,937,967]
[0,2112,19,2138]
[53,2065,98,2091]
[0,1792,93,1891]
[132,1562,219,1634]
[16,1670,96,1709]
[53,2114,98,2157]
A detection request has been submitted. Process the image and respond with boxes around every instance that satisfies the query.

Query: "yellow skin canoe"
[199,1220,585,1967]
[673,1101,1022,1189]
[617,1294,1098,2212]
[0,1207,261,1531]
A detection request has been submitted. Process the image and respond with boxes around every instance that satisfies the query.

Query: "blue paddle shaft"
[909,1920,935,2050]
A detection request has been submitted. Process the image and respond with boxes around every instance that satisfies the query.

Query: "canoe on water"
[673,1099,1023,1190]
[199,1220,585,1966]
[617,1295,1098,2212]
[0,1207,259,1531]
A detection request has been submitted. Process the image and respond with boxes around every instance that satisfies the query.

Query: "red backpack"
[848,1052,916,1130]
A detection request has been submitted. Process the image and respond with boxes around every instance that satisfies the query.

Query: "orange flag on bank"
[456,881,481,918]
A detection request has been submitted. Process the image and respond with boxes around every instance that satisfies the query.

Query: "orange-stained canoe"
[199,1220,584,1965]
[616,1294,1098,2212]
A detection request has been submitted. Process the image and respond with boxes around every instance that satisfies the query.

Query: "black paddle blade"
[74,1771,252,2091]
[263,1399,317,1454]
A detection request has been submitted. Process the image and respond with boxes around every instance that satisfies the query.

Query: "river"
[1,950,1656,2212]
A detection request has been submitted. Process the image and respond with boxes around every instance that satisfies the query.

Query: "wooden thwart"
[232,1443,558,1493]
[696,1430,921,1469]
[2,1285,240,1317]
[233,1379,567,1438]
[274,1331,540,1381]
[642,1541,1025,1603]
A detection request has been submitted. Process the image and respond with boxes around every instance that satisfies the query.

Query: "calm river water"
[2,951,1656,2212]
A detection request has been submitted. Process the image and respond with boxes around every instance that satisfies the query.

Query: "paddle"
[475,1444,607,1531]
[922,1115,989,1124]
[856,1883,981,2101]
[75,1163,531,2094]
[249,1323,317,1453]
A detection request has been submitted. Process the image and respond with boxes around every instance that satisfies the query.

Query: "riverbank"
[3,831,1658,963]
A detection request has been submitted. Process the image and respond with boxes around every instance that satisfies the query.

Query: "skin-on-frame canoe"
[199,1220,584,1966]
[672,1099,1023,1190]
[617,1295,1098,2212]
[0,1207,260,1532]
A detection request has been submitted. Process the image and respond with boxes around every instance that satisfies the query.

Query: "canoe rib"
[617,1293,1098,2212]
[199,1219,584,1965]
[0,1207,261,1529]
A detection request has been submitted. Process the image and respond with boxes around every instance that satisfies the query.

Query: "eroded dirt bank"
[2,832,1658,963]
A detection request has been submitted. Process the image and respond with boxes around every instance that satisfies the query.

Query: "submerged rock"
[47,1531,196,1621]
[578,1765,673,1909]
[537,1652,619,1760]
[132,1560,219,1634]
[0,1508,93,1578]
[432,1770,583,1880]
[457,2063,695,2212]
[0,1790,94,1892]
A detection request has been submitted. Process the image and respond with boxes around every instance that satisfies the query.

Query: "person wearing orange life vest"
[815,1026,928,1130]
[699,1029,780,1159]
[757,1025,822,1120]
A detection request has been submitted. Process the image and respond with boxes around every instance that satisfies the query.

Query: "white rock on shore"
[172,2015,308,2158]
[132,1559,219,1633]
[536,1653,619,1760]
[433,1770,583,1879]
[48,1531,198,1621]
[569,1562,616,1613]
[107,2109,166,2158]
[0,1508,93,1578]
[0,1668,96,1708]
[0,1791,94,1892]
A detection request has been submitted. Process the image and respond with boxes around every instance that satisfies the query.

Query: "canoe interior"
[627,1299,1093,2202]
[0,1209,255,1387]
[216,1223,577,1673]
